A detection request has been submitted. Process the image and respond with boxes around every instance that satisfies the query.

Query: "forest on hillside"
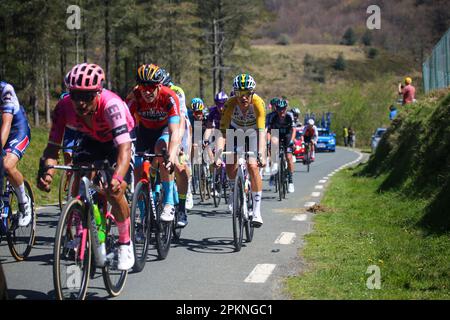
[0,0,267,126]
[259,0,449,61]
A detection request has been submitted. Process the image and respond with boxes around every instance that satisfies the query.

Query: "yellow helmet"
[136,64,164,85]
[405,77,412,85]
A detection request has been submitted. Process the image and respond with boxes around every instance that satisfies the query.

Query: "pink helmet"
[68,63,105,92]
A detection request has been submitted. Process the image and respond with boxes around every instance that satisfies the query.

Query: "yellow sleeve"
[220,97,236,135]
[253,94,266,130]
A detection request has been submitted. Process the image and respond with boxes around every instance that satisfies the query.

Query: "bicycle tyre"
[7,179,36,261]
[244,192,254,243]
[155,187,172,260]
[53,199,91,300]
[232,176,244,252]
[130,181,150,273]
[212,166,222,207]
[192,164,199,195]
[278,165,283,202]
[102,205,128,297]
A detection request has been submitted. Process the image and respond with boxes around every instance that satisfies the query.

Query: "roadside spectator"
[348,127,355,148]
[398,77,416,106]
[343,126,349,146]
[389,105,398,121]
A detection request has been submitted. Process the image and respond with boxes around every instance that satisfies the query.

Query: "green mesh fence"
[423,28,450,93]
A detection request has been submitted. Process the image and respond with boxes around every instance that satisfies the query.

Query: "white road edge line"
[274,232,296,245]
[244,264,276,283]
[305,201,316,207]
[292,214,308,221]
[315,185,324,190]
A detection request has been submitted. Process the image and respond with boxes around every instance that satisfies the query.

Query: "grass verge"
[17,126,62,206]
[285,167,450,299]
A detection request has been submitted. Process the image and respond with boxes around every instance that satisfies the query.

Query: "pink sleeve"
[48,101,67,146]
[104,98,132,146]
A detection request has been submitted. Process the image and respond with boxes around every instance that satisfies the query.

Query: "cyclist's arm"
[1,113,12,149]
[288,114,296,143]
[114,141,131,183]
[218,101,233,154]
[254,95,266,157]
[166,93,181,164]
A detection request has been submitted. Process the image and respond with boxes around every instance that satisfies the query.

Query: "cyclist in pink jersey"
[37,63,136,271]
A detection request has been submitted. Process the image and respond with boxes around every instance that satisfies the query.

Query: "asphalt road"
[1,147,362,300]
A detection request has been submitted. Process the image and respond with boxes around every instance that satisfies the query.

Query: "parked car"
[371,127,387,152]
[293,130,305,161]
[316,128,336,152]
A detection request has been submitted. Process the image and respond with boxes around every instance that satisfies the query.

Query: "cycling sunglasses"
[139,84,159,92]
[70,91,98,102]
[235,90,254,98]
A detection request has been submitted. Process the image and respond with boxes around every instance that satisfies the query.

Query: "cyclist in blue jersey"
[0,81,32,227]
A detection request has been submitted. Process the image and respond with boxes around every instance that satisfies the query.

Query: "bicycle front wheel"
[212,166,222,207]
[59,171,74,211]
[245,192,254,243]
[232,176,245,252]
[102,206,128,297]
[7,179,37,261]
[53,199,91,300]
[130,181,151,273]
[155,189,172,260]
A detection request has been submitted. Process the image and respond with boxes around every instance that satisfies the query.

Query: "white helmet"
[308,119,315,126]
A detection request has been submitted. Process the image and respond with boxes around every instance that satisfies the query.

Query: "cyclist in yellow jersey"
[216,74,266,227]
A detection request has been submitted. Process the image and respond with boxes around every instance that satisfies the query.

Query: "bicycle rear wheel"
[232,176,244,252]
[130,181,151,273]
[53,199,91,300]
[7,179,36,261]
[102,206,128,297]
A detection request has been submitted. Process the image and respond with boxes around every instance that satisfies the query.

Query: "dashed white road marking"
[318,180,327,184]
[305,201,316,207]
[311,192,321,197]
[244,264,276,283]
[274,232,296,244]
[315,185,324,190]
[292,214,308,221]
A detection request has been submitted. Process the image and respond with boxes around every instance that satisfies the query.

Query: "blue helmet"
[191,98,205,112]
[274,99,288,110]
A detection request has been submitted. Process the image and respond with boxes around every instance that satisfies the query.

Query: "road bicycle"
[0,176,36,261]
[130,151,177,272]
[212,159,228,207]
[274,145,288,201]
[50,161,128,300]
[223,151,255,252]
[303,142,313,172]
